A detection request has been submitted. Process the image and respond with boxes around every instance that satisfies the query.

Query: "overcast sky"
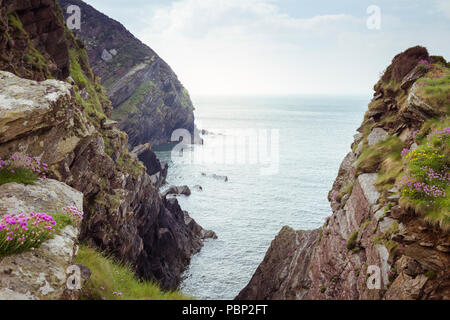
[83,0,450,95]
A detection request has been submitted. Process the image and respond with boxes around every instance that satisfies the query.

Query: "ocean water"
[154,95,369,300]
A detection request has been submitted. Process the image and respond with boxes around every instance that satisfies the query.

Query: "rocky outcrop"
[236,227,319,300]
[0,68,213,290]
[0,0,69,81]
[0,178,85,300]
[131,143,167,188]
[58,0,195,147]
[237,47,450,300]
[162,185,192,197]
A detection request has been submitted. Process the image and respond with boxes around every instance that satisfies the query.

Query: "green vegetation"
[75,245,188,300]
[0,167,38,186]
[398,118,450,228]
[0,212,75,257]
[320,285,327,293]
[336,183,354,203]
[425,270,437,280]
[356,136,403,175]
[111,81,161,121]
[361,218,371,230]
[346,231,358,250]
[414,63,450,113]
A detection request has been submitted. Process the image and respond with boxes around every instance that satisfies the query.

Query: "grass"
[346,231,358,250]
[414,63,450,113]
[75,245,189,300]
[0,167,39,186]
[111,81,160,121]
[336,183,354,203]
[356,136,403,175]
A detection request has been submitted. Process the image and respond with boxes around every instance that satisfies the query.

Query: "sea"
[154,94,370,299]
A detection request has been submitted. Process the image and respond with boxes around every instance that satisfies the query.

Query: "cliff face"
[58,0,195,147]
[237,47,450,300]
[0,1,212,291]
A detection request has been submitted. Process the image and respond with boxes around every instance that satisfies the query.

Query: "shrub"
[320,286,327,293]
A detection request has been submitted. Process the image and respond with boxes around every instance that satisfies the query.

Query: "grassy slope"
[76,245,189,300]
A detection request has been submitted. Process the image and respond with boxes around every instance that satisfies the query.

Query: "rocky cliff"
[0,0,213,292]
[58,0,195,147]
[237,46,450,300]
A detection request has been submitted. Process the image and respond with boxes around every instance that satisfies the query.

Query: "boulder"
[367,128,389,147]
[162,185,191,197]
[0,179,85,300]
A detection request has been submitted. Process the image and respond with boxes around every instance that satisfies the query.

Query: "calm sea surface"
[154,95,369,299]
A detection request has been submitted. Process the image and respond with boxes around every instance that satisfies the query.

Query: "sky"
[83,0,450,95]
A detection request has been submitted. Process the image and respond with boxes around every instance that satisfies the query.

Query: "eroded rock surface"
[0,179,84,300]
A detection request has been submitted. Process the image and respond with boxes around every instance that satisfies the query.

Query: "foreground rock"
[0,179,86,300]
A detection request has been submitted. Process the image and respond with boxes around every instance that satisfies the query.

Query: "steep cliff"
[237,46,450,300]
[58,0,195,147]
[0,0,213,292]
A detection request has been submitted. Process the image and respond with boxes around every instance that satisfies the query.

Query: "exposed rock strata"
[237,47,450,300]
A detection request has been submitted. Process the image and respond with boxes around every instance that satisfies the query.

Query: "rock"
[0,69,209,291]
[374,208,385,221]
[387,194,400,201]
[367,128,389,146]
[101,119,118,129]
[0,71,77,144]
[101,49,113,61]
[419,242,434,248]
[390,205,404,219]
[131,143,167,188]
[0,179,84,300]
[388,187,399,193]
[353,133,363,145]
[357,173,380,206]
[436,245,450,253]
[201,172,229,182]
[400,65,427,90]
[379,217,396,233]
[0,0,69,81]
[162,185,191,197]
[236,227,320,300]
[385,273,428,300]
